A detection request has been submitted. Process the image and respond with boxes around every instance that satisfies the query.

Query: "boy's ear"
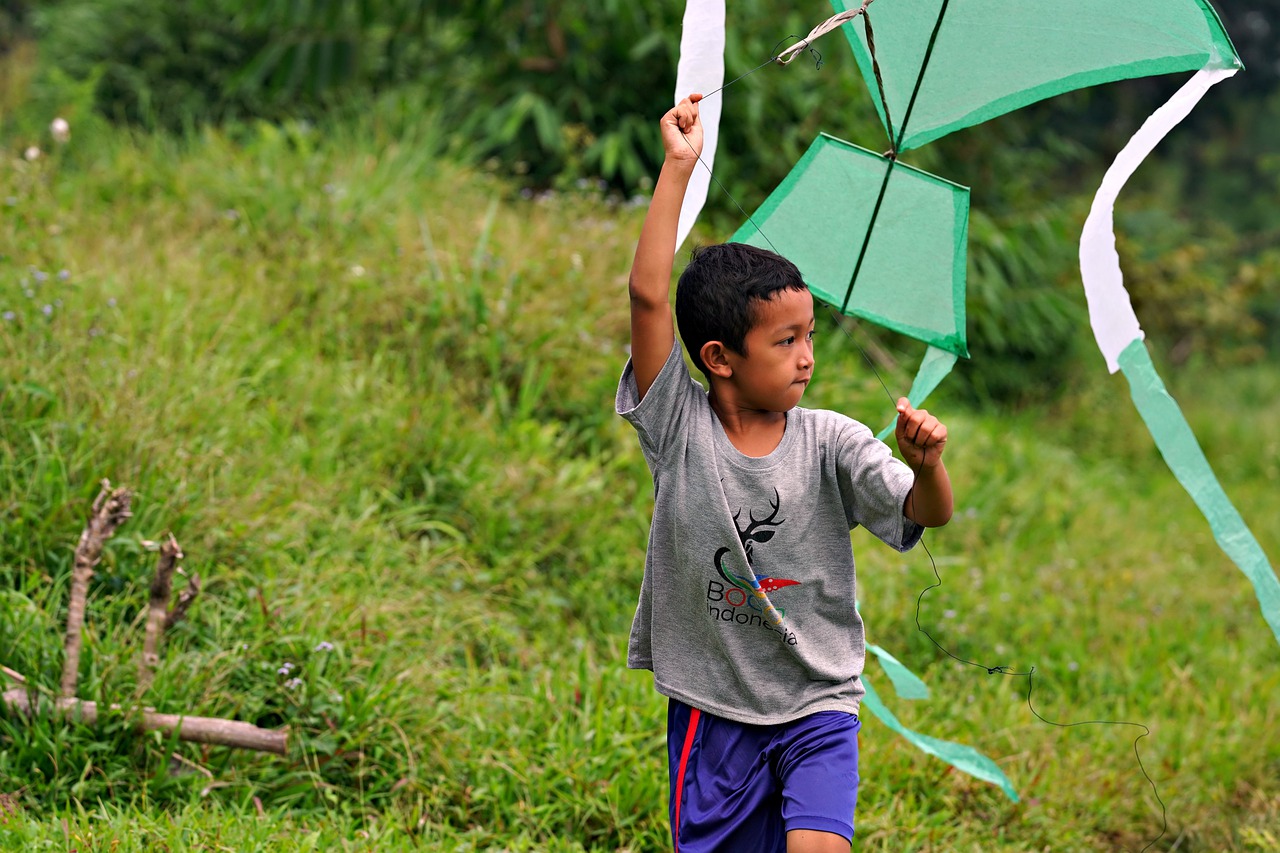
[700,341,734,379]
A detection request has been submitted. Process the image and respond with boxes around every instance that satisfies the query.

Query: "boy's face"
[726,286,815,411]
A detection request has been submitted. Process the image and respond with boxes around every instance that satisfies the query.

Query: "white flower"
[51,118,70,144]
[24,146,40,161]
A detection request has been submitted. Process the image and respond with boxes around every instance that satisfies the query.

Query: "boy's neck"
[708,388,788,458]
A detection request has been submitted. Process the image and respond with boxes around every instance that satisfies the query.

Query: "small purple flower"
[58,269,70,281]
[2,311,15,321]
[313,641,334,652]
[33,270,48,283]
[107,298,117,308]
[277,662,295,675]
[284,677,304,690]
[41,304,52,316]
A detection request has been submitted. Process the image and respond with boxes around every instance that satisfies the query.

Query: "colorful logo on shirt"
[707,489,801,644]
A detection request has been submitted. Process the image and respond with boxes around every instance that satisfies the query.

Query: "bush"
[0,0,32,53]
[31,0,268,128]
[30,0,443,129]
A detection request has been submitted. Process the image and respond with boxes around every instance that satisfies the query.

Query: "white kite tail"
[1079,66,1237,373]
[674,0,724,251]
[1080,64,1280,648]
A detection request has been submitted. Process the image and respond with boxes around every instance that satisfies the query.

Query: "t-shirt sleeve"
[835,420,924,552]
[615,341,702,466]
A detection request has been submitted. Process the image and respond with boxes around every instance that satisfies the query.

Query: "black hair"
[674,243,807,378]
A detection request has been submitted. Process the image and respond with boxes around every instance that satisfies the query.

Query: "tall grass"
[2,86,1279,850]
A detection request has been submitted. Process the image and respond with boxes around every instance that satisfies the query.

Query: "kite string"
[676,31,1167,853]
[699,34,817,104]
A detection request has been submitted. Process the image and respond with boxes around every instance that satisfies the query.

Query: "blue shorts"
[667,699,861,853]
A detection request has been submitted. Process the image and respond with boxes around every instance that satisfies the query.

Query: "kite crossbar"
[775,1,876,65]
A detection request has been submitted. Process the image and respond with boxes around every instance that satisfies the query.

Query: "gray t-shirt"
[616,341,922,725]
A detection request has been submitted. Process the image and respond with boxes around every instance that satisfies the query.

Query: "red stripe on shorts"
[673,706,701,851]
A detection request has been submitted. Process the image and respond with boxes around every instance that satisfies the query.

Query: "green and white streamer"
[867,642,930,700]
[1079,65,1280,645]
[1116,341,1280,643]
[861,675,1019,802]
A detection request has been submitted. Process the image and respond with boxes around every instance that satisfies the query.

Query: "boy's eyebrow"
[767,317,816,335]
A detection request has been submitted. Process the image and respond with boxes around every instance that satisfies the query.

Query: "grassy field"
[1,99,1279,851]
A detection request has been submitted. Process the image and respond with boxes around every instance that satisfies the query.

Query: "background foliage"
[1,3,1278,850]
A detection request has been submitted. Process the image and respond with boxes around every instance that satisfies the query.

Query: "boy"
[615,94,953,852]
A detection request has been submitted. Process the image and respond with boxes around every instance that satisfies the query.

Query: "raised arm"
[629,94,703,401]
[895,398,954,527]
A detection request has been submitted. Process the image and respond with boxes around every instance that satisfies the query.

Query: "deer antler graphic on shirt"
[734,488,783,568]
[715,489,802,597]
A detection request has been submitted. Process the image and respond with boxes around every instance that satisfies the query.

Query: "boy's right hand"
[661,94,704,164]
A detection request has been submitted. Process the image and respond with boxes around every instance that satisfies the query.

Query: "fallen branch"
[2,688,288,755]
[62,480,132,698]
[139,533,184,692]
[166,570,201,631]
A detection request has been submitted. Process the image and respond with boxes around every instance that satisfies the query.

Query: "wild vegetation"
[2,3,1279,850]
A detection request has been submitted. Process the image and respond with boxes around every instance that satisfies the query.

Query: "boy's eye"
[779,336,794,346]
[806,330,815,341]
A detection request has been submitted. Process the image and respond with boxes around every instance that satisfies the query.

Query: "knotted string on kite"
[773,1,876,65]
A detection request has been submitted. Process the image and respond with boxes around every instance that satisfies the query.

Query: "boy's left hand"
[895,398,947,470]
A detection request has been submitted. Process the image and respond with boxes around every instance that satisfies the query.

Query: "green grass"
[2,88,1279,851]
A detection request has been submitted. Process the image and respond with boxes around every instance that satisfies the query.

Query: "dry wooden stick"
[2,688,287,754]
[61,480,132,699]
[166,569,201,631]
[138,533,183,691]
